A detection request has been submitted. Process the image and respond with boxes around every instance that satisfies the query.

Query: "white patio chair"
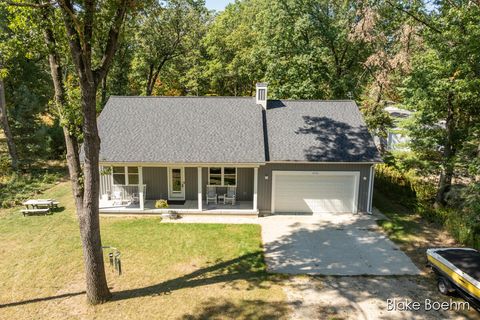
[224,186,236,205]
[112,190,123,205]
[206,186,217,204]
[130,193,139,204]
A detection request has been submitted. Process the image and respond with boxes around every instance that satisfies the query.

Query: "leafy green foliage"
[401,3,480,200]
[375,163,479,249]
[0,167,65,208]
[155,199,169,209]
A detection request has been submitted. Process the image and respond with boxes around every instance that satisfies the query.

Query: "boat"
[427,248,480,310]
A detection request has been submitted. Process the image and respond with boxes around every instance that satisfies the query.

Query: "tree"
[402,1,480,206]
[132,0,207,96]
[55,0,131,304]
[354,1,421,155]
[0,7,19,170]
[0,78,18,170]
[5,0,133,304]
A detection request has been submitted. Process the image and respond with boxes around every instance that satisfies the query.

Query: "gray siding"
[143,167,168,200]
[99,166,113,195]
[142,166,252,201]
[257,163,373,213]
[201,167,254,201]
[237,168,253,201]
[185,167,198,200]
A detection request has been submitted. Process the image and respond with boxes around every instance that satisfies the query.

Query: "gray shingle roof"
[97,96,381,164]
[97,96,265,163]
[265,100,382,162]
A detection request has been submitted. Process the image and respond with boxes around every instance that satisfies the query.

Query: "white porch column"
[138,166,144,210]
[253,167,258,211]
[198,167,203,211]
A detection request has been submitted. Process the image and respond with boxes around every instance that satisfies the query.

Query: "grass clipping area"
[0,182,287,320]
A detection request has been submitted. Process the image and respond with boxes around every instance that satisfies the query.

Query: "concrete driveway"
[259,212,420,275]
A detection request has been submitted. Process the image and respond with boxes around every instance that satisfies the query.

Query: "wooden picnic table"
[23,199,55,209]
[21,199,60,216]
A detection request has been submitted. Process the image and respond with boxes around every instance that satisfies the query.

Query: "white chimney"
[256,82,268,109]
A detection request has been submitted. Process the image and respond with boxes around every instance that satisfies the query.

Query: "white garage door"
[272,171,359,213]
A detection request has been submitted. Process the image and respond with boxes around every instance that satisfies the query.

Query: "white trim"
[101,161,380,167]
[167,167,185,200]
[111,166,139,186]
[267,161,381,164]
[367,165,375,214]
[138,167,144,210]
[271,170,360,214]
[101,161,263,167]
[207,166,237,186]
[253,168,258,211]
[197,167,202,211]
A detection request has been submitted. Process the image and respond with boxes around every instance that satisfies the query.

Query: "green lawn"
[0,182,287,319]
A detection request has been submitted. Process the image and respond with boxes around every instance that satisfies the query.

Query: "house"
[97,83,382,216]
[373,104,412,151]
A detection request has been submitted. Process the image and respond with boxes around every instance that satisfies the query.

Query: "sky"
[205,0,234,11]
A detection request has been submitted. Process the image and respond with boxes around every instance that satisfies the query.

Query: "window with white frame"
[112,166,139,185]
[208,167,236,186]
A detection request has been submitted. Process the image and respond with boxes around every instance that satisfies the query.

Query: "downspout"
[367,164,375,214]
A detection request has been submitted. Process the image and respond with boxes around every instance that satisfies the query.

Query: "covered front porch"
[99,199,255,214]
[99,165,259,215]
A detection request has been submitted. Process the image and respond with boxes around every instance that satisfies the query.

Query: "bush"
[0,169,64,208]
[155,199,168,209]
[374,164,435,209]
[375,163,480,249]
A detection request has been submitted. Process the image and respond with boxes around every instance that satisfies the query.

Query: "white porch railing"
[111,185,146,204]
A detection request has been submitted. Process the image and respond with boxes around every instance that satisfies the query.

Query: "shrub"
[374,164,435,209]
[0,169,64,208]
[375,163,479,250]
[155,199,168,209]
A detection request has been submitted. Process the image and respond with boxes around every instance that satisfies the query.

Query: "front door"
[168,167,185,200]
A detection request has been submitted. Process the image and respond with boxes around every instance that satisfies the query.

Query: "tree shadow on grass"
[111,251,281,301]
[181,298,290,320]
[0,291,85,309]
[0,251,277,310]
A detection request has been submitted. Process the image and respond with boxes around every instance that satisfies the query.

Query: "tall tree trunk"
[80,85,111,303]
[55,0,128,304]
[42,7,110,304]
[0,78,19,171]
[42,10,84,216]
[435,93,456,207]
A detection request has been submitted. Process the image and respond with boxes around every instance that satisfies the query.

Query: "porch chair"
[206,186,217,204]
[224,186,236,205]
[130,193,139,204]
[112,190,123,205]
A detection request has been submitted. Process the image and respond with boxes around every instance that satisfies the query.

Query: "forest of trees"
[0,0,479,303]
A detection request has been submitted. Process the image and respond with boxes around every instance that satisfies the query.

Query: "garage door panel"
[273,172,358,213]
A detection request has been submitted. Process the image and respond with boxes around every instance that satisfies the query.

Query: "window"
[224,167,236,185]
[208,167,222,185]
[112,166,125,185]
[112,166,139,185]
[208,167,236,186]
[128,167,139,184]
